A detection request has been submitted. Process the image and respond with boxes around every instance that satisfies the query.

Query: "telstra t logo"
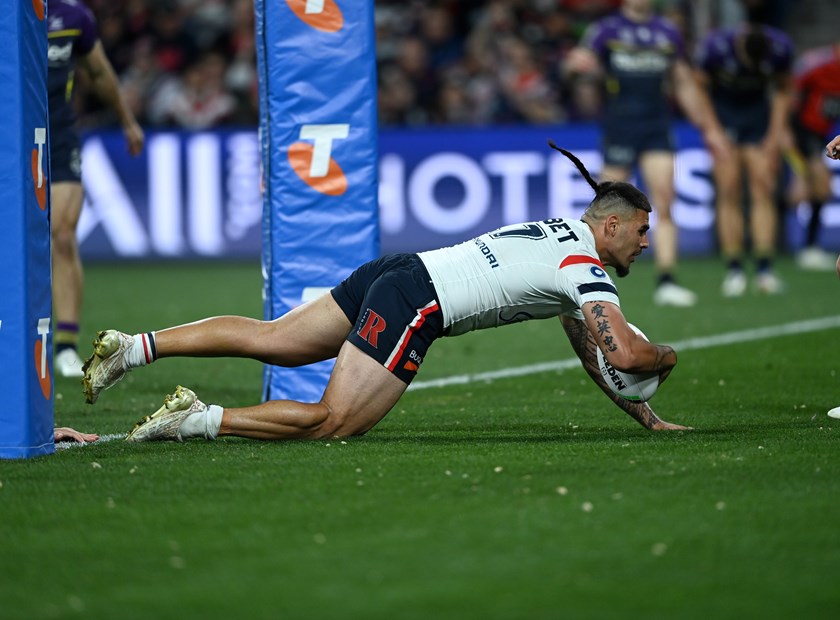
[32,0,45,20]
[285,0,343,33]
[34,318,51,400]
[32,128,47,210]
[288,124,349,196]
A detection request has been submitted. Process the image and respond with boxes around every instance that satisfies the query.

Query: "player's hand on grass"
[54,427,99,443]
[650,420,693,431]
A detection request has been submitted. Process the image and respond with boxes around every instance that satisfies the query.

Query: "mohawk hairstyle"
[547,140,652,220]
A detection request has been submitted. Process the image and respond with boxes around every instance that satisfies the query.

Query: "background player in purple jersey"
[80,146,690,445]
[48,0,145,377]
[565,0,730,308]
[696,20,794,296]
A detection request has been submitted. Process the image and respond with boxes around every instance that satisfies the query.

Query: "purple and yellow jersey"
[697,25,793,106]
[47,0,97,133]
[581,12,685,126]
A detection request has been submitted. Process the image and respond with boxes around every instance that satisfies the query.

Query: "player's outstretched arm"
[674,60,731,162]
[580,301,676,377]
[78,42,145,157]
[560,316,691,431]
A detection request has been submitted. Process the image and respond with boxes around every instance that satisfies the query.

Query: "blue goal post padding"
[255,0,380,403]
[0,0,54,458]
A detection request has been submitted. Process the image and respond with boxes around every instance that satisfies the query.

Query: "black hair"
[546,140,652,216]
[743,27,771,69]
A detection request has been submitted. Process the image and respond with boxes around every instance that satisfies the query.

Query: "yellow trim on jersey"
[48,29,82,38]
[606,40,676,54]
[65,70,75,103]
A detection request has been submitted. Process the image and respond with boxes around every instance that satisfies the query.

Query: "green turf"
[2,256,839,619]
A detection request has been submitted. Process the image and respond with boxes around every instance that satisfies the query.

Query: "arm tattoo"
[562,317,662,430]
[654,345,674,368]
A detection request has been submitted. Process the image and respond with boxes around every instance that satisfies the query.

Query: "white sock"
[127,332,157,368]
[179,404,223,440]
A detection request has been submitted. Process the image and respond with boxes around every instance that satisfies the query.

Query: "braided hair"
[547,140,651,221]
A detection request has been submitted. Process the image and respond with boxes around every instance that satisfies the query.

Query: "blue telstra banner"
[255,0,380,403]
[0,0,54,458]
[77,124,840,263]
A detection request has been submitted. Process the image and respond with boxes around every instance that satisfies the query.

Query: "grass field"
[2,256,840,619]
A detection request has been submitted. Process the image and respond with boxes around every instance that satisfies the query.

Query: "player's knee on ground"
[306,403,364,440]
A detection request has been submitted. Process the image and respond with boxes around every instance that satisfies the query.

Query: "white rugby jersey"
[418,218,620,336]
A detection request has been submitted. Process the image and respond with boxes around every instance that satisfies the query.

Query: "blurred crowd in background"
[76,0,800,131]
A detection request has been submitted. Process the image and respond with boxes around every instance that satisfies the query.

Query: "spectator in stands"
[431,69,475,125]
[497,36,565,124]
[467,3,563,124]
[418,4,464,72]
[147,51,238,129]
[120,36,172,126]
[225,0,259,124]
[394,36,441,125]
[378,63,421,126]
[147,0,195,75]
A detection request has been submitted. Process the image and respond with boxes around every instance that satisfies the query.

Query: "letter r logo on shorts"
[358,309,386,348]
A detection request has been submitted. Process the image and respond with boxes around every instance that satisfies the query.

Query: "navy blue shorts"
[330,253,444,384]
[602,122,674,167]
[49,127,82,183]
[715,99,769,145]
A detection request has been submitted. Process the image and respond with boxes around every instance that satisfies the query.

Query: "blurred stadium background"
[75,0,840,264]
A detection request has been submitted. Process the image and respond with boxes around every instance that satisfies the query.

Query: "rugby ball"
[596,323,659,402]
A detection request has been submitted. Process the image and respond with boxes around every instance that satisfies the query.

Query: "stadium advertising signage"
[77,124,840,260]
[0,0,54,458]
[256,0,380,403]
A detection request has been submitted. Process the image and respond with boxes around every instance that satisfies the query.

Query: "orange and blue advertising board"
[256,0,380,403]
[0,0,54,458]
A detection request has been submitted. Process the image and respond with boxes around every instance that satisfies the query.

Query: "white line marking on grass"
[57,316,840,446]
[408,315,840,392]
